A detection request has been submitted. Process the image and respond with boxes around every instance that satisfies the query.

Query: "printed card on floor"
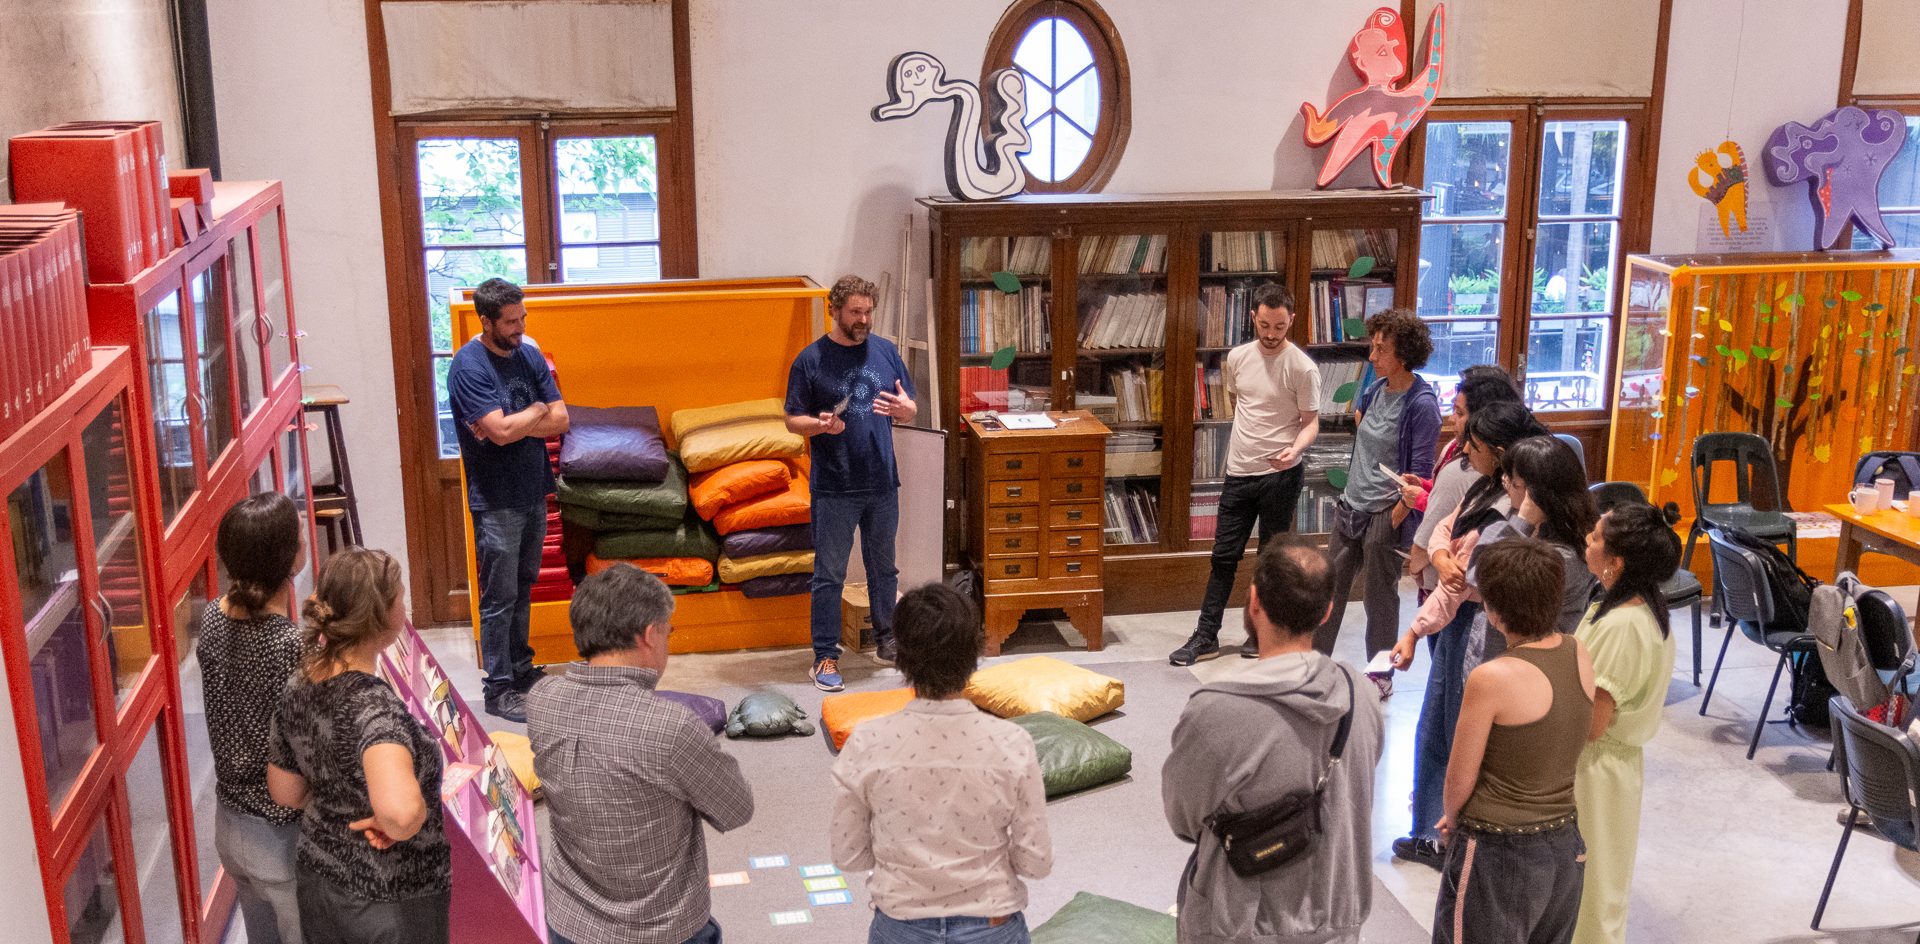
[809,890,853,907]
[708,871,750,888]
[749,855,789,869]
[769,911,811,926]
[798,864,838,878]
[803,875,848,892]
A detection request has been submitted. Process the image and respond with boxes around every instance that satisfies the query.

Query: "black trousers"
[1194,465,1305,642]
[1431,822,1586,944]
[296,864,451,944]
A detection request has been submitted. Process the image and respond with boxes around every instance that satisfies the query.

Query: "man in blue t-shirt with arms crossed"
[448,277,569,722]
[785,275,916,691]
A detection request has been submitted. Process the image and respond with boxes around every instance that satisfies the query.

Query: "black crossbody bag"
[1203,671,1356,877]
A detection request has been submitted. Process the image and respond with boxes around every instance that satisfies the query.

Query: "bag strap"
[1312,670,1358,795]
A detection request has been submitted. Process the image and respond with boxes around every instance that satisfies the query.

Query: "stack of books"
[1309,228,1397,270]
[1197,283,1256,347]
[1190,485,1222,540]
[960,235,1050,278]
[1079,292,1167,349]
[1193,363,1235,421]
[1307,278,1395,343]
[0,205,91,437]
[10,120,173,282]
[1192,425,1229,480]
[1078,235,1169,275]
[1105,365,1163,423]
[1203,231,1282,272]
[960,285,1050,354]
[1317,359,1370,417]
[1103,480,1160,545]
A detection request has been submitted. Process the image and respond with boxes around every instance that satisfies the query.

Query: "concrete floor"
[250,587,1920,944]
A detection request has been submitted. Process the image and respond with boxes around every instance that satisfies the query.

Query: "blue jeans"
[472,502,546,699]
[870,911,1028,944]
[1411,601,1478,840]
[811,490,899,662]
[551,919,720,944]
[215,803,302,944]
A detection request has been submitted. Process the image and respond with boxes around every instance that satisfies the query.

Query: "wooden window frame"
[982,0,1131,194]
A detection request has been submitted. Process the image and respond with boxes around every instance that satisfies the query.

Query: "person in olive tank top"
[1432,537,1596,944]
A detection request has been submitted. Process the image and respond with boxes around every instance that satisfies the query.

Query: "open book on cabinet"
[926,188,1425,615]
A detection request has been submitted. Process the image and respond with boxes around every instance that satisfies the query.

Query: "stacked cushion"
[669,400,817,599]
[555,453,690,525]
[740,573,810,598]
[559,451,720,593]
[965,657,1125,723]
[585,553,714,588]
[820,687,916,751]
[530,364,572,604]
[689,459,795,519]
[712,476,811,535]
[716,549,814,584]
[1030,893,1175,944]
[671,398,805,473]
[1009,712,1132,797]
[559,405,669,482]
[656,690,727,734]
[721,523,811,558]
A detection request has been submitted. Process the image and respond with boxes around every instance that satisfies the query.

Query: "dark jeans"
[1431,822,1585,944]
[811,490,899,662]
[295,865,449,944]
[551,919,721,944]
[1316,501,1404,658]
[1411,602,1478,840]
[472,501,546,699]
[1195,466,1305,643]
[870,911,1028,944]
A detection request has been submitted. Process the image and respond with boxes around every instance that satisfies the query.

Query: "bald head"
[1248,535,1333,640]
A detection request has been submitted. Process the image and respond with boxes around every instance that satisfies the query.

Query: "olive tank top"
[1460,638,1593,828]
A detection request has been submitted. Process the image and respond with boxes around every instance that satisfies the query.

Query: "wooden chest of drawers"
[963,411,1111,654]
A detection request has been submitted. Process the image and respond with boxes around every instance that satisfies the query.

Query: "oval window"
[984,0,1130,193]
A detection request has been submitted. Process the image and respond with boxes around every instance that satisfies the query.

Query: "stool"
[315,507,349,557]
[302,384,363,547]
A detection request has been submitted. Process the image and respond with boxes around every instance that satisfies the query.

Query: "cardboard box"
[841,582,875,651]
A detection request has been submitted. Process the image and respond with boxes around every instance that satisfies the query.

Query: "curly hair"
[828,275,878,313]
[1365,307,1433,371]
[301,548,404,672]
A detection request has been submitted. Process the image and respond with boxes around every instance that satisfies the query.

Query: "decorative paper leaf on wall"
[991,271,1022,293]
[1906,365,1917,375]
[1822,325,1834,338]
[1791,293,1806,306]
[1750,345,1773,359]
[1715,344,1733,356]
[989,346,1017,370]
[1775,396,1793,408]
[1658,468,1680,487]
[1343,318,1367,338]
[1814,444,1833,463]
[1327,467,1349,489]
[1824,296,1839,308]
[1692,355,1710,367]
[1757,302,1772,314]
[1685,385,1702,397]
[1861,435,1876,453]
[1718,319,1734,332]
[1332,380,1359,404]
[1896,347,1911,357]
[1865,302,1885,312]
[1841,290,1864,302]
[1347,256,1375,279]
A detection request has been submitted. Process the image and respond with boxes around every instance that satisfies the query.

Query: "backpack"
[1788,651,1839,728]
[1719,526,1817,634]
[1810,573,1916,726]
[1853,451,1920,500]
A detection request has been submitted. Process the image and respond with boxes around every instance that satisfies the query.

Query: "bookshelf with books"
[926,188,1423,614]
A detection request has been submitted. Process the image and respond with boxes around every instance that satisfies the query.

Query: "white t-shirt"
[1223,340,1321,476]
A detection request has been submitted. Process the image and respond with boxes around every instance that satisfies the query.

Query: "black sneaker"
[873,638,898,666]
[1392,836,1444,870]
[484,689,528,724]
[1169,635,1221,666]
[1239,640,1260,658]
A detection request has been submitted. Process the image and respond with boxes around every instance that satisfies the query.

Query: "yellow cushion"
[671,397,786,440]
[487,730,541,798]
[718,549,814,584]
[678,416,806,474]
[820,687,916,751]
[688,459,793,520]
[965,656,1124,722]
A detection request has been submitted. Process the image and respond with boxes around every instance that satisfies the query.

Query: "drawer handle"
[1066,482,1083,494]
[1005,564,1023,576]
[1004,537,1023,549]
[1007,486,1023,498]
[1007,512,1023,523]
[1066,535,1082,547]
[1066,562,1082,574]
[1066,510,1083,521]
[1066,456,1084,468]
[1007,459,1023,470]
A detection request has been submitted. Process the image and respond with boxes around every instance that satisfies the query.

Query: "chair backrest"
[1812,582,1892,708]
[1691,431,1789,512]
[1589,480,1648,512]
[1830,695,1920,851]
[1553,433,1586,469]
[1705,526,1773,628]
[1854,451,1920,500]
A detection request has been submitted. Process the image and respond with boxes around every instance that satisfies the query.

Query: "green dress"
[1572,600,1674,944]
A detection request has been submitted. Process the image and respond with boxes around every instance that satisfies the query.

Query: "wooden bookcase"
[926,189,1425,614]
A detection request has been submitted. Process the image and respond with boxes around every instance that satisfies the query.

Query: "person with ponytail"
[1571,501,1682,944]
[267,548,451,943]
[1471,435,1599,641]
[198,493,307,944]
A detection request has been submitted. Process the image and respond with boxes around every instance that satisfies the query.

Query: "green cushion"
[592,510,720,561]
[1031,892,1174,944]
[561,503,681,532]
[555,453,689,523]
[1010,711,1132,798]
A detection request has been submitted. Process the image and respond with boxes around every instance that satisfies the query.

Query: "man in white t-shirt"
[1172,283,1321,665]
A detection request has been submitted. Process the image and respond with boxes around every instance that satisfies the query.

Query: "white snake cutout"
[873,51,1032,201]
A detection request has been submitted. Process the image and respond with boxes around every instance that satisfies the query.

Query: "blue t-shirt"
[784,335,915,495]
[448,336,562,510]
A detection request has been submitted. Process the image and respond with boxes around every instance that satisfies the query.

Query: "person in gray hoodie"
[1164,535,1386,944]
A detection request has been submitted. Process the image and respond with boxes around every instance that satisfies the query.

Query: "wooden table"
[1825,502,1920,581]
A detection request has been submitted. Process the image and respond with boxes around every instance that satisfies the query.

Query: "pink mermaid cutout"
[1300,5,1447,188]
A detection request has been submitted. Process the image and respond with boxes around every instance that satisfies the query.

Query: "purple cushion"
[559,405,669,483]
[739,572,811,598]
[656,689,727,734]
[721,524,813,559]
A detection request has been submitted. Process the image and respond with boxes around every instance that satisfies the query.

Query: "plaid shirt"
[528,665,753,944]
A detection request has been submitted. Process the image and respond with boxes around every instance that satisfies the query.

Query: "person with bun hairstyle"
[268,549,451,943]
[198,493,307,944]
[1571,500,1682,944]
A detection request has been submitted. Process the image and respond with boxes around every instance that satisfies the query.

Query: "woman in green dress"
[1572,501,1681,944]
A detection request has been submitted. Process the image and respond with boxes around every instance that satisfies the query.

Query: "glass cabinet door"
[258,210,296,390]
[957,236,1053,415]
[228,234,265,420]
[1192,229,1287,541]
[9,452,99,815]
[1073,232,1167,546]
[171,564,217,912]
[82,397,153,703]
[191,260,237,463]
[145,289,196,529]
[125,720,188,943]
[282,426,316,600]
[62,820,123,944]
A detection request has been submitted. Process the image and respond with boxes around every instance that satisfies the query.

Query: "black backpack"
[1719,526,1818,633]
[1854,451,1920,499]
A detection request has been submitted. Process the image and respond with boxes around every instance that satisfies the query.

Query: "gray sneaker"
[873,637,898,666]
[1170,635,1221,666]
[484,688,528,723]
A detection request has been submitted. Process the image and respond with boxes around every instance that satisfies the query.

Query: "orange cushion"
[584,554,715,587]
[688,460,793,520]
[712,475,811,535]
[820,687,916,751]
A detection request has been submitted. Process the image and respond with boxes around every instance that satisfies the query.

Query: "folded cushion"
[590,508,719,561]
[965,656,1124,723]
[585,555,715,587]
[559,504,681,532]
[718,549,814,584]
[656,690,727,735]
[722,524,813,559]
[739,572,811,598]
[678,416,805,475]
[670,397,786,440]
[820,687,916,751]
[712,476,811,535]
[558,405,668,482]
[554,453,689,524]
[1009,712,1133,797]
[689,460,793,520]
[1031,893,1175,944]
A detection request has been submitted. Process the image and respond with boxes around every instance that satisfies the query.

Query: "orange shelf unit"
[1608,250,1920,519]
[451,277,827,660]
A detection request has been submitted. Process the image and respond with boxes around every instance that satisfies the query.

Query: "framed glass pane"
[283,431,315,602]
[554,136,658,242]
[172,569,218,910]
[63,820,122,944]
[559,243,660,284]
[1076,233,1166,546]
[1421,121,1513,219]
[227,235,263,419]
[1531,221,1617,316]
[425,248,528,356]
[1871,117,1920,211]
[433,356,459,459]
[1536,120,1625,218]
[958,236,1052,414]
[191,263,237,463]
[417,138,526,246]
[126,721,186,944]
[1418,318,1501,408]
[1852,211,1920,249]
[258,211,295,386]
[1523,316,1609,411]
[83,397,153,700]
[1013,16,1101,183]
[145,290,194,527]
[1417,222,1504,321]
[1194,229,1289,539]
[11,454,98,813]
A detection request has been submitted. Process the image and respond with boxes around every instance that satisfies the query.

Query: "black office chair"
[1590,481,1706,686]
[1813,695,1920,942]
[1702,526,1817,759]
[1684,432,1796,571]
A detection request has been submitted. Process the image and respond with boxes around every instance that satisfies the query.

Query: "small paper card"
[708,871,750,888]
[809,890,853,906]
[993,411,1055,430]
[769,911,812,926]
[1365,651,1396,675]
[798,864,839,878]
[803,875,849,892]
[749,855,789,869]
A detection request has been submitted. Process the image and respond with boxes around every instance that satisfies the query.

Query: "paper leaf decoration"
[1332,380,1360,404]
[1347,256,1376,279]
[1342,318,1367,338]
[1775,397,1793,408]
[1326,467,1349,490]
[1299,5,1445,188]
[1718,319,1734,332]
[1658,468,1680,488]
[1814,444,1833,463]
[989,346,1017,370]
[1841,290,1864,302]
[990,271,1022,293]
[1764,106,1906,248]
[872,52,1031,201]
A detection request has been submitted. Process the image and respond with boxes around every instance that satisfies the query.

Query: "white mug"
[1876,478,1897,509]
[1851,488,1880,515]
[1907,497,1920,518]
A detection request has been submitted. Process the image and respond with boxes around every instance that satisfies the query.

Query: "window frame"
[982,0,1131,194]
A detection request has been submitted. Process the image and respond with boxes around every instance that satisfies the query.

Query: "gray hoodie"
[1163,652,1385,944]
